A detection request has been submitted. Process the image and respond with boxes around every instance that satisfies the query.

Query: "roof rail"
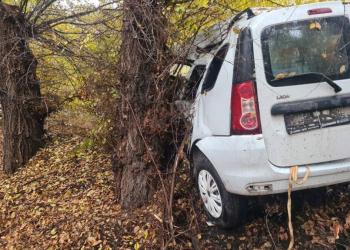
[227,8,255,30]
[196,8,255,53]
[186,8,257,61]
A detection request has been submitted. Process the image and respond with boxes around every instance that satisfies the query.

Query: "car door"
[253,8,350,167]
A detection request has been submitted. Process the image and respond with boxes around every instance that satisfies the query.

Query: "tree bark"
[0,4,47,174]
[113,0,167,209]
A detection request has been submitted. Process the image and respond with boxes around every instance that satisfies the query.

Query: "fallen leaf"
[50,228,57,235]
[332,220,342,240]
[340,65,346,74]
[310,22,321,30]
[87,236,102,247]
[279,227,288,241]
[232,27,240,34]
[133,226,140,234]
[275,73,287,80]
[345,212,350,229]
[327,236,335,244]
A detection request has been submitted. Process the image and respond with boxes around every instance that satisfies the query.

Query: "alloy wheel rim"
[198,170,223,218]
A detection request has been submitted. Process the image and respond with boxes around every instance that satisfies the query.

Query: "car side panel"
[191,35,238,146]
[201,46,234,135]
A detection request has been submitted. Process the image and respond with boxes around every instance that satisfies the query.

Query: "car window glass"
[185,65,206,100]
[201,44,229,93]
[233,28,254,84]
[262,16,350,86]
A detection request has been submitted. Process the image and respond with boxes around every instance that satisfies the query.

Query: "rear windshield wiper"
[271,72,342,93]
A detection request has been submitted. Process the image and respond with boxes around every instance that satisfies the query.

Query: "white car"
[188,1,350,228]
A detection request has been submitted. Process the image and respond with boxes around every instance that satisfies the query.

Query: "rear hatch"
[254,7,350,167]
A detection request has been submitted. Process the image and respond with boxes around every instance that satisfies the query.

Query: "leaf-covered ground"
[1,123,350,249]
[0,129,162,249]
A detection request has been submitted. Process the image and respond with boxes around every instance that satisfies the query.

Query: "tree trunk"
[113,0,167,209]
[0,4,47,174]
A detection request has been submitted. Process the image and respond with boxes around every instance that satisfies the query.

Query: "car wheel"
[193,150,247,229]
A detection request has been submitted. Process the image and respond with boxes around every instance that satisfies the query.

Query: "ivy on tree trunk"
[113,0,168,209]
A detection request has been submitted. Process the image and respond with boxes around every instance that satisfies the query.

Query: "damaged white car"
[187,1,350,228]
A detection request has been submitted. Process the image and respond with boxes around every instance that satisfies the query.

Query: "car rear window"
[262,16,350,86]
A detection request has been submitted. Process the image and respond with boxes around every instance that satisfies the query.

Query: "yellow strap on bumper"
[288,166,310,250]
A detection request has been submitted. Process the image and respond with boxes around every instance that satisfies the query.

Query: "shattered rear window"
[262,16,350,86]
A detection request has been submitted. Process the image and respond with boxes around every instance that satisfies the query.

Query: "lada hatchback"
[188,1,350,228]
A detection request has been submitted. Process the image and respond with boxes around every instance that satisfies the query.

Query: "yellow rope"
[287,166,310,250]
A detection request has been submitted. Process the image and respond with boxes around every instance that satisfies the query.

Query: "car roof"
[187,7,275,61]
[247,1,345,30]
[187,1,346,66]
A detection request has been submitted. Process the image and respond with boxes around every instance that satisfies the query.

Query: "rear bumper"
[195,135,350,196]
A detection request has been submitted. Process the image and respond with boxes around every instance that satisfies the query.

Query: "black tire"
[193,149,247,229]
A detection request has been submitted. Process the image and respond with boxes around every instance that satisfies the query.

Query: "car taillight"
[308,8,332,15]
[231,80,261,135]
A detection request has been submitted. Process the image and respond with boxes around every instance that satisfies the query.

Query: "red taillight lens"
[231,80,261,135]
[308,8,332,15]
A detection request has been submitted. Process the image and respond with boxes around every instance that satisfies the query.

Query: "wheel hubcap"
[198,170,223,218]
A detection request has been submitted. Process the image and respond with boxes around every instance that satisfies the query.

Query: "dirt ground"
[0,122,350,249]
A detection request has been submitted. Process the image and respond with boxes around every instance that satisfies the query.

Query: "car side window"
[233,28,254,84]
[185,65,206,100]
[201,44,229,93]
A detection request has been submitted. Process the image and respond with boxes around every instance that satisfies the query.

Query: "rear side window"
[262,16,350,86]
[233,28,255,84]
[201,44,229,93]
[185,65,206,100]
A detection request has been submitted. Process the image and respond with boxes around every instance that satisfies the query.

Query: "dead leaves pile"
[0,134,161,249]
[192,187,350,249]
[1,127,350,249]
[299,198,350,249]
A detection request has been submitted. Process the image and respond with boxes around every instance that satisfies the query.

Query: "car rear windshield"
[262,16,350,86]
